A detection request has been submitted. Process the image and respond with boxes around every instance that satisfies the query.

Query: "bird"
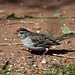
[15,28,75,55]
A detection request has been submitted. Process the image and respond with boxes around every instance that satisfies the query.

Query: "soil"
[0,0,75,74]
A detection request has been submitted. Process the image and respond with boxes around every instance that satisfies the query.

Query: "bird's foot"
[42,48,49,55]
[20,47,32,51]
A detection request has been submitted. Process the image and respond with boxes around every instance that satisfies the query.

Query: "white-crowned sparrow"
[15,28,75,54]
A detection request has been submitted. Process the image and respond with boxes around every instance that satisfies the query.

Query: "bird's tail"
[55,35,75,42]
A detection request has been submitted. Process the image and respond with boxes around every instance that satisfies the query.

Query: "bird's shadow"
[31,49,75,55]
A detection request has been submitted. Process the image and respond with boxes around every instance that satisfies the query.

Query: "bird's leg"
[42,48,49,55]
[25,47,29,50]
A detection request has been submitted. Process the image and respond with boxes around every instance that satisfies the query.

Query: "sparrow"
[15,28,75,54]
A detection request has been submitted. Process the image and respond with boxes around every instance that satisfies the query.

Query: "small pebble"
[42,59,46,64]
[10,38,15,41]
[0,53,5,55]
[8,68,12,71]
[13,38,15,41]
[13,64,15,66]
[22,71,27,74]
[17,69,21,72]
[8,25,10,27]
[2,35,4,37]
[7,72,9,74]
[52,71,54,73]
[4,32,7,34]
[23,21,26,23]
[65,41,71,44]
[63,11,66,14]
[64,54,67,56]
[36,31,40,33]
[34,26,41,30]
[10,65,13,67]
[1,58,2,60]
[33,64,36,67]
[35,70,38,74]
[20,3,23,6]
[21,20,26,23]
[22,57,25,60]
[0,68,2,70]
[11,53,14,56]
[4,38,8,40]
[35,8,38,10]
[41,20,44,22]
[21,20,24,23]
[42,5,47,9]
[53,59,57,61]
[53,61,55,63]
[10,38,13,41]
[51,46,56,49]
[7,20,10,22]
[9,44,11,46]
[35,23,38,25]
[72,18,75,21]
[2,24,4,26]
[17,60,19,62]
[72,48,75,50]
[63,24,66,26]
[56,40,60,42]
[20,67,25,69]
[24,62,27,65]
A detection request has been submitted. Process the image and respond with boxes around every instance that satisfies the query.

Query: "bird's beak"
[14,32,18,35]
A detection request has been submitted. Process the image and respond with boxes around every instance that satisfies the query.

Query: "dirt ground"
[0,0,75,74]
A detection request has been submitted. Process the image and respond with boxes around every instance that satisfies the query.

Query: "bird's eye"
[20,32,23,34]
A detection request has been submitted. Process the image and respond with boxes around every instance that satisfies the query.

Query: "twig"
[52,54,75,59]
[25,65,50,71]
[42,50,48,55]
[0,16,75,20]
[33,16,75,19]
[2,61,9,70]
[0,43,23,46]
[2,21,34,26]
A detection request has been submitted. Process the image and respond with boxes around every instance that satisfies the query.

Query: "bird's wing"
[30,33,60,47]
[30,33,46,44]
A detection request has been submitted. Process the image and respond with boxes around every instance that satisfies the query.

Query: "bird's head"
[15,28,30,39]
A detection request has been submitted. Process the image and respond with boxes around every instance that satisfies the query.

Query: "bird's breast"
[21,37,34,47]
[21,37,44,50]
